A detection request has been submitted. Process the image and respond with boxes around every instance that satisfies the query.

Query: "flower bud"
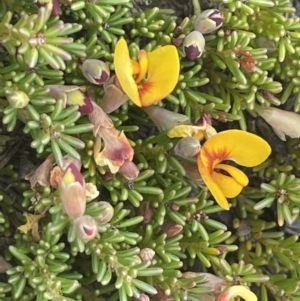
[183,31,205,60]
[139,248,155,262]
[82,59,110,85]
[174,137,201,158]
[118,160,140,180]
[143,106,189,132]
[6,91,29,108]
[194,9,224,34]
[162,221,183,237]
[74,215,98,241]
[95,201,114,224]
[59,163,86,219]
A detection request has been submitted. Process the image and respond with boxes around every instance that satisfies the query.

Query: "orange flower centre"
[131,50,148,85]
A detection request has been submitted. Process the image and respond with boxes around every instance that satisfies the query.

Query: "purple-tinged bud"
[174,137,201,158]
[47,85,94,115]
[74,215,98,241]
[183,31,205,60]
[194,9,224,34]
[119,160,140,180]
[82,59,110,85]
[59,163,86,219]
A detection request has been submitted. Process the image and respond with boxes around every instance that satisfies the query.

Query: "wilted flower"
[17,213,45,242]
[102,76,128,113]
[197,130,271,210]
[89,101,134,173]
[183,31,205,60]
[81,59,110,85]
[6,90,30,109]
[168,117,215,140]
[94,129,134,173]
[47,85,93,115]
[255,106,300,141]
[114,38,180,107]
[58,163,86,219]
[74,215,98,241]
[216,285,257,301]
[174,137,201,158]
[143,106,189,132]
[194,9,224,34]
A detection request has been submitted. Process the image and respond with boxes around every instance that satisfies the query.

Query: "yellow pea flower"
[114,38,180,107]
[197,130,271,210]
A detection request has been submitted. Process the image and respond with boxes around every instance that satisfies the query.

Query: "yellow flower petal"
[212,172,244,198]
[114,38,141,106]
[139,45,180,106]
[216,164,249,187]
[197,154,230,210]
[216,285,257,301]
[168,125,206,140]
[200,130,271,168]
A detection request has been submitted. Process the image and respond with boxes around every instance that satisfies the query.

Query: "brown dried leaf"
[25,154,55,188]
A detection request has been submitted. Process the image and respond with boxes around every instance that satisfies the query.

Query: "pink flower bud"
[194,9,224,34]
[119,160,140,180]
